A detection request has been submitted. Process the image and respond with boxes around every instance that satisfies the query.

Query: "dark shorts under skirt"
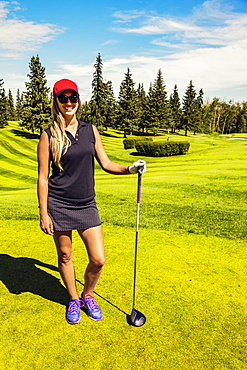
[48,197,101,231]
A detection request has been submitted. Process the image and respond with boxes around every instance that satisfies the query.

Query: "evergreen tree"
[15,88,24,121]
[136,83,147,132]
[7,89,16,120]
[90,52,108,131]
[0,79,8,128]
[193,88,204,134]
[144,83,155,133]
[145,69,171,134]
[182,80,197,136]
[20,55,51,134]
[104,80,118,129]
[201,101,213,134]
[117,68,139,137]
[79,101,92,123]
[170,84,182,133]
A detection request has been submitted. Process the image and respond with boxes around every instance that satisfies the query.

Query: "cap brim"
[54,88,79,97]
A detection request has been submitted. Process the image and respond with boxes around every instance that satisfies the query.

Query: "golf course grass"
[1,122,247,369]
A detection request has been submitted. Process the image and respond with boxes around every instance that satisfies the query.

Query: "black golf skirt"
[48,196,101,231]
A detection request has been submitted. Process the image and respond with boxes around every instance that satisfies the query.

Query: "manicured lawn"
[1,122,247,369]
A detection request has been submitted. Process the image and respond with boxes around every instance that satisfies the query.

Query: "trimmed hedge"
[135,141,190,157]
[123,137,153,149]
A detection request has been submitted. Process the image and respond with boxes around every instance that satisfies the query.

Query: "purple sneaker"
[66,299,81,324]
[80,294,102,321]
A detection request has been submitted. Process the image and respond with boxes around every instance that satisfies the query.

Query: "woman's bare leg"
[77,225,105,297]
[53,230,79,300]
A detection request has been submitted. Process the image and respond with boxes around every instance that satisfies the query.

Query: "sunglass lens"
[58,95,68,103]
[58,94,79,104]
[70,94,79,103]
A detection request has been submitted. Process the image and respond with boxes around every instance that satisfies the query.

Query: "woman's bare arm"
[37,131,54,235]
[93,125,130,175]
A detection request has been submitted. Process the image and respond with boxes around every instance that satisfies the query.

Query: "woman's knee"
[54,231,73,265]
[58,250,72,265]
[90,256,105,269]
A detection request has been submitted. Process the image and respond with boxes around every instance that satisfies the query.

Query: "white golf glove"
[129,160,146,174]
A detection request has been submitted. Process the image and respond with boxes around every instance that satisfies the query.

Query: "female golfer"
[37,79,146,324]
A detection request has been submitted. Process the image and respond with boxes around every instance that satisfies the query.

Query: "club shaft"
[132,172,142,309]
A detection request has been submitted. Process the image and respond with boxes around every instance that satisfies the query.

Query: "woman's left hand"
[129,160,147,174]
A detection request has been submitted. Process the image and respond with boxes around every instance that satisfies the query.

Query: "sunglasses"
[57,94,79,104]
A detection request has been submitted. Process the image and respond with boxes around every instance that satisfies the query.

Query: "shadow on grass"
[76,278,128,316]
[12,129,40,140]
[129,151,146,157]
[0,254,129,316]
[102,132,123,139]
[0,254,69,305]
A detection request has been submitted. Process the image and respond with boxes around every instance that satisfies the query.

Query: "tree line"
[0,53,247,136]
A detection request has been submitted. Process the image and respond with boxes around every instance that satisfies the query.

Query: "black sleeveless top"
[45,120,96,204]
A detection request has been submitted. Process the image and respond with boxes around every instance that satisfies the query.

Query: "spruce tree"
[117,68,139,137]
[201,101,212,134]
[144,83,156,133]
[15,89,23,121]
[145,69,171,134]
[79,101,92,123]
[136,83,147,132]
[104,80,118,129]
[0,79,8,128]
[90,52,108,131]
[20,55,51,134]
[182,80,197,136]
[154,69,171,127]
[170,84,182,133]
[193,88,204,134]
[7,89,16,120]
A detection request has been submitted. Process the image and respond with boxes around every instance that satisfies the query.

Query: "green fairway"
[1,122,247,369]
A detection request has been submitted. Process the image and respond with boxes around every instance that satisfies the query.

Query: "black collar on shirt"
[66,120,88,142]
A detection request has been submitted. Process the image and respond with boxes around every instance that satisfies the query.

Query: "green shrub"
[123,137,153,149]
[97,125,105,134]
[135,141,190,157]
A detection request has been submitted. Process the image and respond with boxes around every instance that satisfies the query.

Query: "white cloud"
[115,17,201,35]
[193,0,235,20]
[50,43,247,103]
[0,1,65,58]
[0,1,9,18]
[3,0,247,103]
[6,43,247,103]
[46,64,95,101]
[112,0,247,49]
[100,0,247,101]
[101,39,120,46]
[112,10,146,24]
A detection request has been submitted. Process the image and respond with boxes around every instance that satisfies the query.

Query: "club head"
[127,308,146,327]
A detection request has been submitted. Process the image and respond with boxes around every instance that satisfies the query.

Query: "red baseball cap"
[53,79,79,97]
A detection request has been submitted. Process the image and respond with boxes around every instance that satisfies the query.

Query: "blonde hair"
[49,97,81,171]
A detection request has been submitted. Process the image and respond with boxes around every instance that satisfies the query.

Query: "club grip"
[137,172,142,204]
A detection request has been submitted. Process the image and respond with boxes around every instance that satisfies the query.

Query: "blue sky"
[1,0,247,102]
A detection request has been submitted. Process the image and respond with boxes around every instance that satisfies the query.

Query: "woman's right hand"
[40,213,54,235]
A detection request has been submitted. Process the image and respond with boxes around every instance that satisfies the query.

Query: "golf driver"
[127,170,146,327]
